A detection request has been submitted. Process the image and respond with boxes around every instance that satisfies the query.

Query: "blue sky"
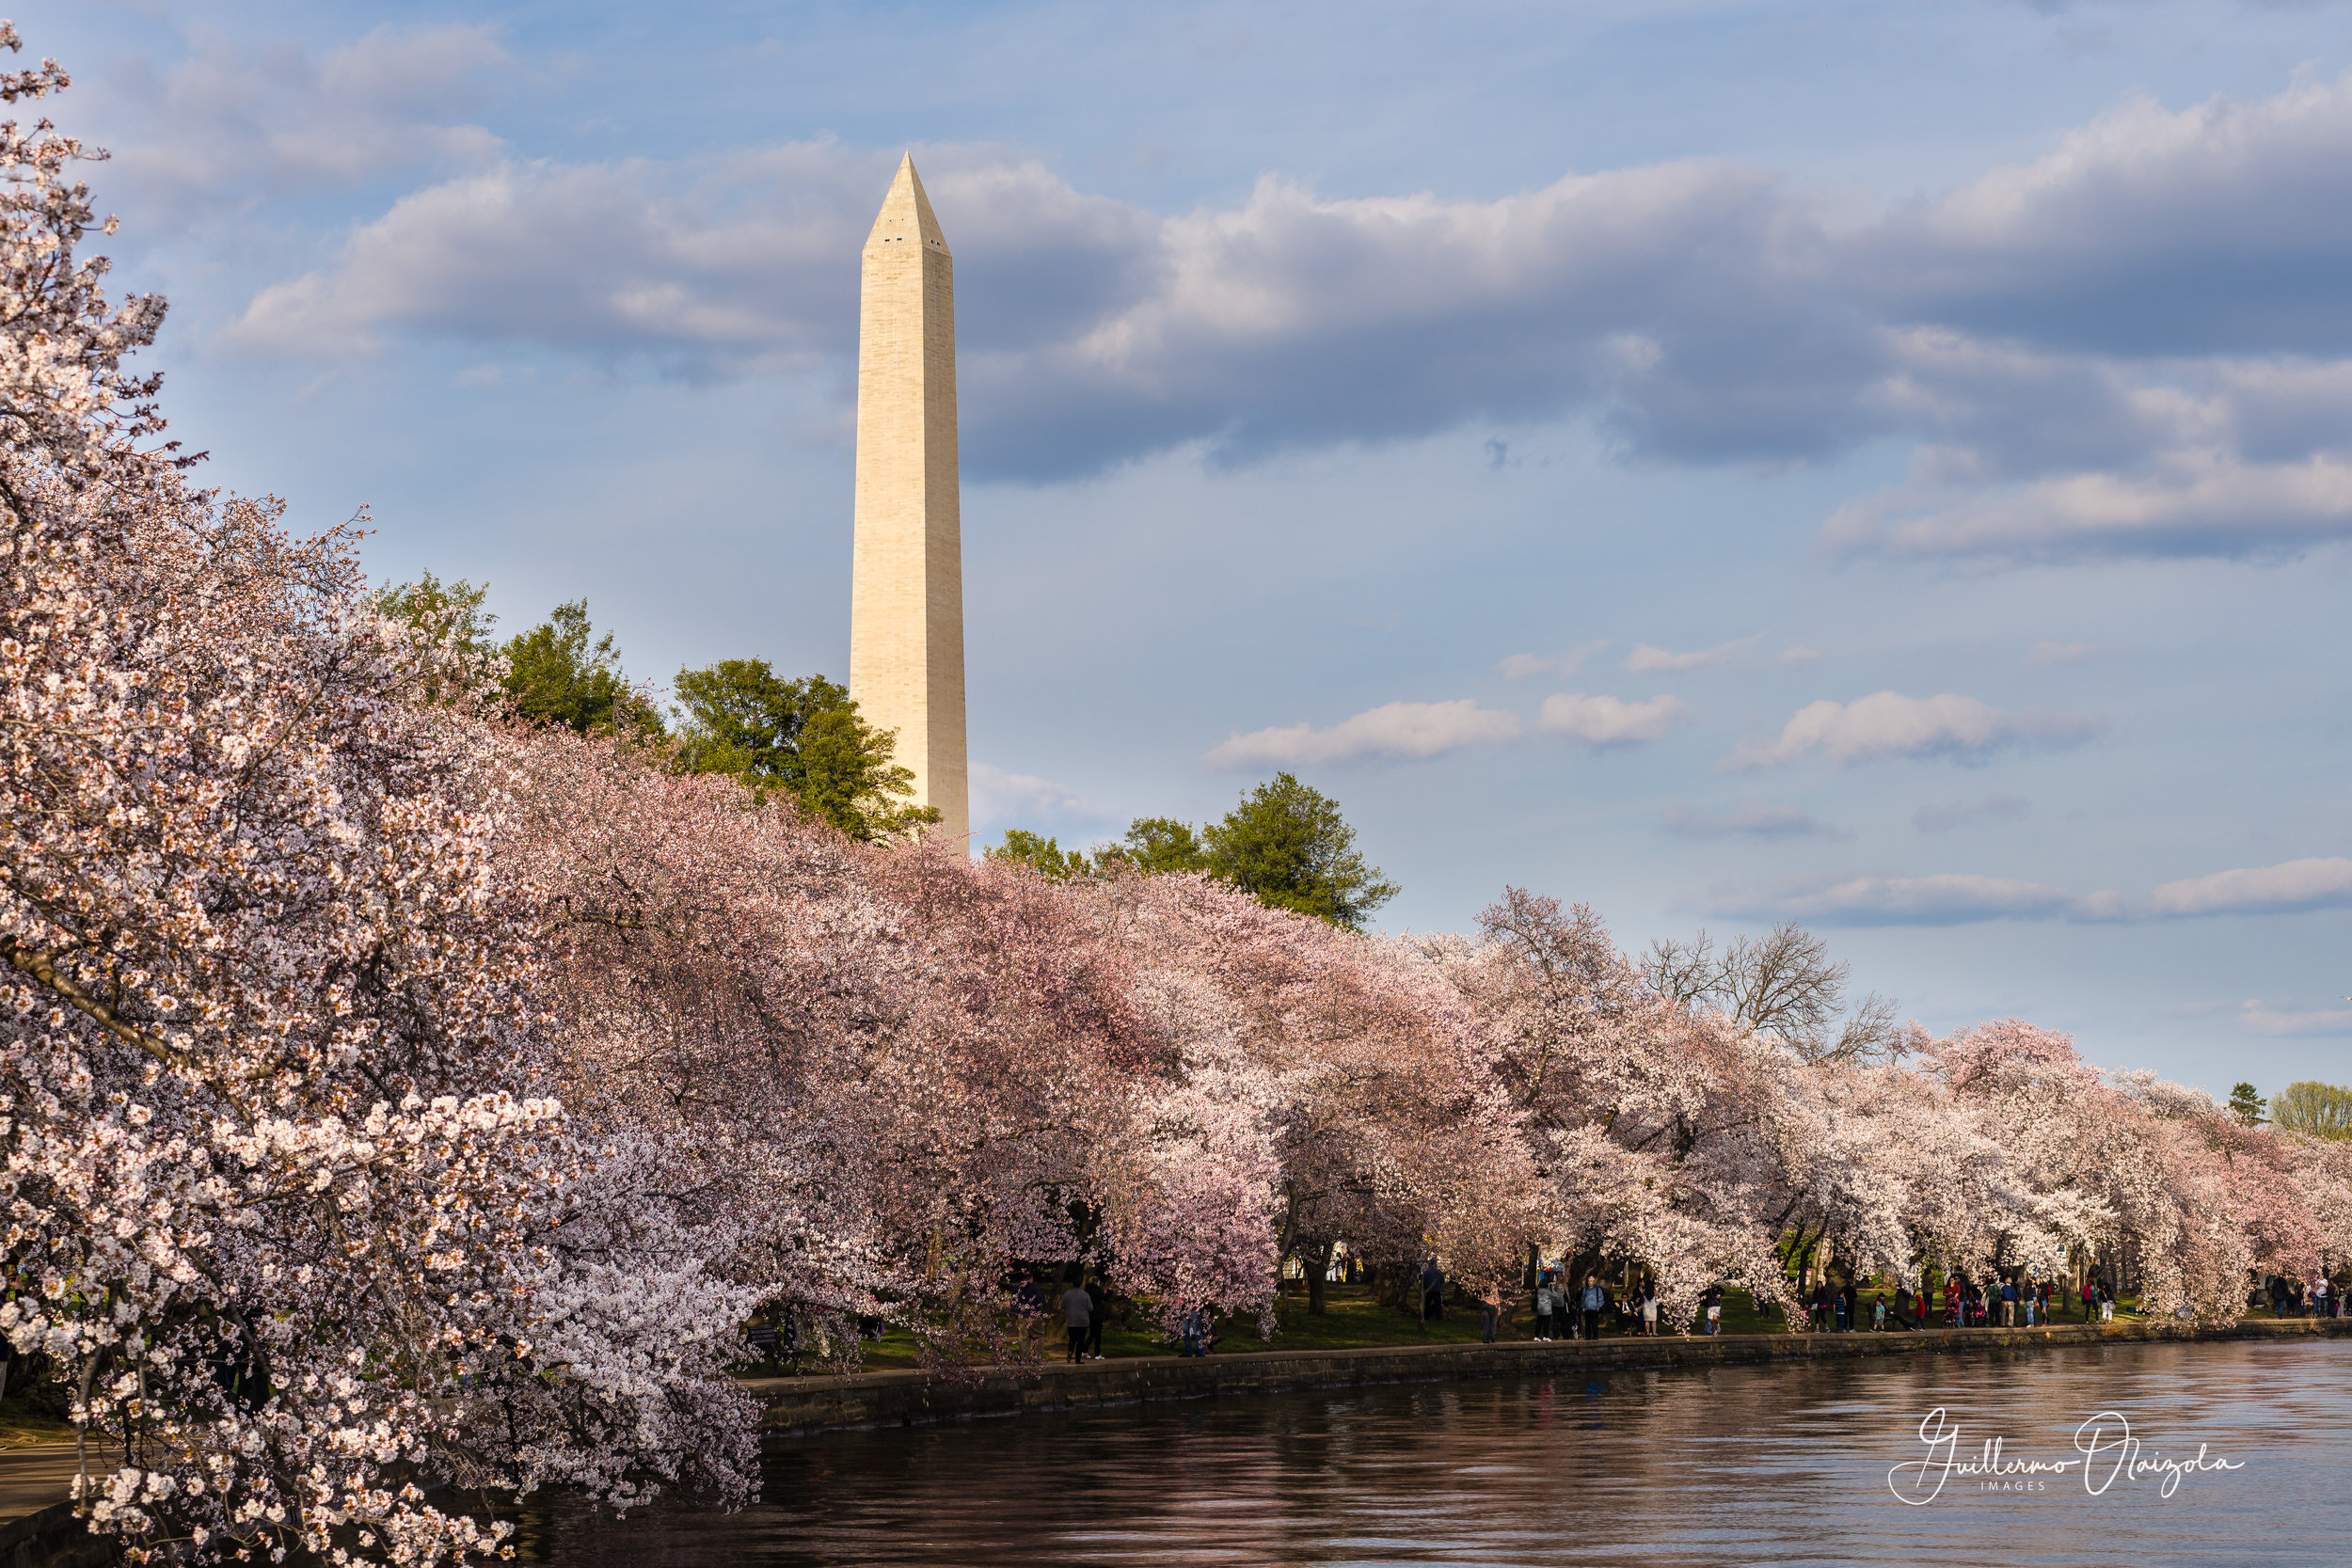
[28,0,2352,1092]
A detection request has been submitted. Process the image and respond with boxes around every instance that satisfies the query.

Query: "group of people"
[2255,1274,2340,1319]
[1030,1275,1225,1362]
[1053,1276,1110,1363]
[1527,1271,1723,1339]
[1020,1260,2344,1369]
[1796,1274,2118,1331]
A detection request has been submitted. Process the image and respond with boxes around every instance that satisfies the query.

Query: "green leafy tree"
[2271,1081,2352,1140]
[2226,1082,2267,1127]
[372,571,498,705]
[502,600,660,737]
[671,657,936,842]
[986,830,1092,879]
[1201,772,1398,931]
[1110,816,1210,875]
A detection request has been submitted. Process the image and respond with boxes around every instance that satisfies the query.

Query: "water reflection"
[525,1340,2352,1565]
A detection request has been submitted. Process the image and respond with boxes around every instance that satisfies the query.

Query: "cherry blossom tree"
[1434,889,1806,1323]
[502,732,1293,1354]
[10,41,2348,1568]
[0,41,754,1563]
[1114,874,1534,1315]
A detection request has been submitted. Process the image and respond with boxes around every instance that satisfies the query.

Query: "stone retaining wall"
[751,1316,2352,1444]
[0,1503,113,1568]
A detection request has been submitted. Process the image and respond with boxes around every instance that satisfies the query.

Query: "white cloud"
[214,66,2352,532]
[1535,692,1692,748]
[1724,690,2105,770]
[220,134,1871,477]
[225,144,1157,378]
[1623,635,1758,673]
[1498,641,1606,681]
[2148,856,2352,917]
[1913,793,2031,832]
[1204,699,1523,769]
[113,24,509,214]
[1778,646,1823,666]
[1867,73,2352,358]
[1702,852,2352,927]
[1706,872,2122,927]
[970,762,1104,828]
[2237,999,2352,1037]
[227,150,873,361]
[1660,802,1842,839]
[1823,453,2352,566]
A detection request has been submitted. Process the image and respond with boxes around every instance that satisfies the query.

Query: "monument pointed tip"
[867,150,947,251]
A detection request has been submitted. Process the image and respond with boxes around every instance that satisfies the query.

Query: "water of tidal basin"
[523,1338,2352,1565]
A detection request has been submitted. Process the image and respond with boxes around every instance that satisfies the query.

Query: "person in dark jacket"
[1060,1281,1092,1364]
[1085,1278,1107,1360]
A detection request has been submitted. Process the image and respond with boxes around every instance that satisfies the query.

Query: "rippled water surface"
[526,1339,2352,1565]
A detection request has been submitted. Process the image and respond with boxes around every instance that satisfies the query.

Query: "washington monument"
[850,154,968,848]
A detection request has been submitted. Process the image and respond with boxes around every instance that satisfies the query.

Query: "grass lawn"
[0,1396,76,1447]
[746,1275,2166,1377]
[766,1282,1808,1374]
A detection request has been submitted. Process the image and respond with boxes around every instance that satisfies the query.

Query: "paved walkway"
[0,1444,82,1522]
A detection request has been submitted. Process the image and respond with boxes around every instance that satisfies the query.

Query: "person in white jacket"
[1060,1282,1092,1365]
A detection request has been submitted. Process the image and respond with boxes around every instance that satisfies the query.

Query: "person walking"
[1481,1291,1502,1343]
[1640,1284,1660,1337]
[1871,1293,1887,1331]
[1701,1283,1723,1336]
[1060,1278,1093,1365]
[1534,1277,1556,1341]
[2080,1277,2095,1321]
[1422,1258,1447,1323]
[1581,1274,1606,1340]
[1085,1276,1108,1360]
[1841,1281,1859,1334]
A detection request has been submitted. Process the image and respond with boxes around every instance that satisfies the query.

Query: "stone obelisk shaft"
[850,154,967,849]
